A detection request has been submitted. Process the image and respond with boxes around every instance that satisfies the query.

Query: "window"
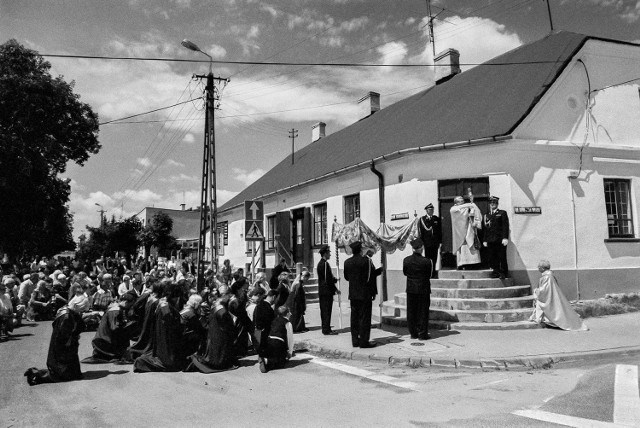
[344,194,360,223]
[314,204,328,245]
[266,215,275,249]
[604,179,635,238]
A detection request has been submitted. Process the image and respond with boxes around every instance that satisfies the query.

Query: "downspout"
[370,161,388,325]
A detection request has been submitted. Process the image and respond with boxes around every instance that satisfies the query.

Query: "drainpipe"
[370,161,388,316]
[569,175,581,300]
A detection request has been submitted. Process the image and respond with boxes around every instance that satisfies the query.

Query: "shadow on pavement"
[2,333,34,341]
[81,370,129,381]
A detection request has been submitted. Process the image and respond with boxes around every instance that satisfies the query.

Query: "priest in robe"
[530,260,587,331]
[24,305,85,385]
[134,282,188,372]
[449,195,482,269]
[184,295,238,373]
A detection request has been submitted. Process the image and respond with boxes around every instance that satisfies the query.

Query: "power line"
[99,97,202,125]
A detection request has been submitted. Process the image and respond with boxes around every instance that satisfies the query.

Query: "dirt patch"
[573,293,640,318]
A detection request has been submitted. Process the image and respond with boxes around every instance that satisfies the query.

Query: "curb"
[295,339,640,371]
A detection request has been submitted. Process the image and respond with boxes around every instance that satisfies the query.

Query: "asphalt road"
[1,321,637,427]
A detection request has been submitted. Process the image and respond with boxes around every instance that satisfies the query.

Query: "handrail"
[275,239,294,268]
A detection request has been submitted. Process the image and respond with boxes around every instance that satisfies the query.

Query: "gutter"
[370,160,388,319]
[219,134,512,214]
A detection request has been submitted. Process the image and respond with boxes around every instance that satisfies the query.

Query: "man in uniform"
[418,203,441,278]
[343,241,379,349]
[403,240,432,340]
[316,245,340,335]
[482,196,510,278]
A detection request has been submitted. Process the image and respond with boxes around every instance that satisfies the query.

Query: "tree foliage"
[137,212,179,258]
[76,216,143,262]
[0,39,100,259]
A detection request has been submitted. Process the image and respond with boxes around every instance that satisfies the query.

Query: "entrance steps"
[381,269,540,330]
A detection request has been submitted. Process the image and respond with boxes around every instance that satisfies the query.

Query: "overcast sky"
[2,0,640,239]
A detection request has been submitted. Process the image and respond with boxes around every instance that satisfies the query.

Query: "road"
[1,321,638,427]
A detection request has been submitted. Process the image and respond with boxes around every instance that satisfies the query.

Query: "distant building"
[213,31,640,301]
[136,206,200,259]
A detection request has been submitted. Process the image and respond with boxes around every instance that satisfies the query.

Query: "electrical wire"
[99,97,202,125]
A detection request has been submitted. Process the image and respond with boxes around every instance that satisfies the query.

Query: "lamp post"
[95,203,105,227]
[182,39,228,283]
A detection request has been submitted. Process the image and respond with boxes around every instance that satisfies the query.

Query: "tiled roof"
[221,31,589,211]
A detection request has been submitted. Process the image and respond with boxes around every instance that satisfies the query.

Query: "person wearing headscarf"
[273,272,290,310]
[228,278,253,357]
[180,294,206,358]
[530,260,588,331]
[24,305,85,385]
[286,268,309,333]
[28,280,55,321]
[269,258,290,290]
[127,281,164,361]
[260,305,294,373]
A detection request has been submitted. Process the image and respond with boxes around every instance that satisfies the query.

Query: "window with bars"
[604,179,635,238]
[314,203,327,246]
[344,194,360,224]
[266,215,275,249]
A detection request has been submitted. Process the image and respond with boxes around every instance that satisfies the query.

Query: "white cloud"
[620,2,640,22]
[171,0,191,8]
[206,44,227,59]
[377,41,408,68]
[166,159,186,167]
[260,3,278,18]
[113,188,163,203]
[159,173,199,183]
[137,157,153,168]
[182,133,195,144]
[232,167,266,186]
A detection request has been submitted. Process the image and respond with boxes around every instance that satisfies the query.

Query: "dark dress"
[127,295,160,360]
[185,305,237,373]
[253,300,275,356]
[286,280,306,332]
[274,282,290,310]
[133,298,186,372]
[228,296,252,357]
[269,264,290,290]
[25,307,85,384]
[86,305,129,362]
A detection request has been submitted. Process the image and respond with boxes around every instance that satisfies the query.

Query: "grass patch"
[572,293,640,319]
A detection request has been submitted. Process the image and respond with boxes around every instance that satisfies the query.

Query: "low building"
[136,206,200,259]
[214,31,640,301]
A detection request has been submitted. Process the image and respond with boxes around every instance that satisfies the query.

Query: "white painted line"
[613,364,640,427]
[513,409,623,428]
[300,355,422,392]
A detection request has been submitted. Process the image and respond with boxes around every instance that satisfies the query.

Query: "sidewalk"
[294,302,640,370]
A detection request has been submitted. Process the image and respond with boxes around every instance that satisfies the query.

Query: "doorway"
[291,207,312,268]
[438,178,490,269]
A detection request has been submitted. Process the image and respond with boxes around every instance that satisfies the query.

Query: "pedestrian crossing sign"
[245,221,264,241]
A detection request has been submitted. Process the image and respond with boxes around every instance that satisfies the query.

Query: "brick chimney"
[434,48,461,85]
[312,122,326,142]
[358,91,380,120]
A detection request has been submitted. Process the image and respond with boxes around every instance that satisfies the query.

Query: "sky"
[2,0,640,240]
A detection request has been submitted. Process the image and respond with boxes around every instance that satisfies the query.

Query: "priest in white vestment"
[449,196,482,268]
[530,260,587,331]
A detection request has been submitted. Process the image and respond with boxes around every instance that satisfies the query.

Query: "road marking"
[298,355,422,392]
[613,364,640,427]
[513,409,623,428]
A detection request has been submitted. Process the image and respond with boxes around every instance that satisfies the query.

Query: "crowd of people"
[0,253,311,385]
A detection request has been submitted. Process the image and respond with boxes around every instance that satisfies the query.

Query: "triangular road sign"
[246,221,264,239]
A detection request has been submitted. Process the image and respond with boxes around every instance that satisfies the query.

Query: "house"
[214,31,640,302]
[136,206,201,259]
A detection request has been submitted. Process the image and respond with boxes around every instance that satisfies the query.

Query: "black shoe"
[418,334,432,340]
[24,368,37,386]
[491,271,500,278]
[259,358,268,373]
[360,342,377,349]
[323,331,338,335]
[410,335,418,340]
[352,343,360,347]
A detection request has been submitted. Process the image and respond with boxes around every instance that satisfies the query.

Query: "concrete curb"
[295,339,640,371]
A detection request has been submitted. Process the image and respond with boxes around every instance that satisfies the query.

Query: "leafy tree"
[76,216,143,262]
[0,40,100,260]
[137,212,179,258]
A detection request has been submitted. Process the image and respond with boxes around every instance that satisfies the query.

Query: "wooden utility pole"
[545,0,554,32]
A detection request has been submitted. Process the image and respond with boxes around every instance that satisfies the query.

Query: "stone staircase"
[303,277,319,304]
[381,270,539,330]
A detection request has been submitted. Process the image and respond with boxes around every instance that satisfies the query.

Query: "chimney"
[311,122,326,143]
[358,91,380,120]
[434,48,460,85]
[180,203,185,211]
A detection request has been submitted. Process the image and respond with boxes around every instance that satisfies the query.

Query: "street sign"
[244,200,264,241]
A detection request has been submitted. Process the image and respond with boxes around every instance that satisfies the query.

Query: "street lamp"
[95,203,105,227]
[182,39,226,283]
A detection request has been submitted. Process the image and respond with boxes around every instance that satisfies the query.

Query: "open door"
[275,211,293,266]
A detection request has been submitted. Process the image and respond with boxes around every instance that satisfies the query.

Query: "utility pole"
[288,128,298,165]
[544,0,554,32]
[426,0,436,58]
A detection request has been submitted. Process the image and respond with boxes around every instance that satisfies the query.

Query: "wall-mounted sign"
[217,221,228,245]
[514,206,542,215]
[391,212,410,221]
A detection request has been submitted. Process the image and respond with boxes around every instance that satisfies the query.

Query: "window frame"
[266,215,276,250]
[604,178,635,239]
[313,203,328,246]
[343,193,360,224]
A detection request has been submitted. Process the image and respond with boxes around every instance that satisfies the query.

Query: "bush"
[572,293,640,318]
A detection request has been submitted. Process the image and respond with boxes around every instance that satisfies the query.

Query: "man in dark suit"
[418,203,441,278]
[482,196,510,279]
[343,241,380,348]
[316,245,340,335]
[403,240,432,340]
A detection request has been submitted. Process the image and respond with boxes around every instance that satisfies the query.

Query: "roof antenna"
[544,0,554,32]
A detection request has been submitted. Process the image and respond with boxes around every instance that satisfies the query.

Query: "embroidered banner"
[331,217,421,255]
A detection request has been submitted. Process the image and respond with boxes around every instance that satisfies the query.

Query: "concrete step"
[381,317,541,330]
[431,285,531,299]
[429,307,534,323]
[431,296,535,311]
[438,270,496,279]
[431,278,514,288]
